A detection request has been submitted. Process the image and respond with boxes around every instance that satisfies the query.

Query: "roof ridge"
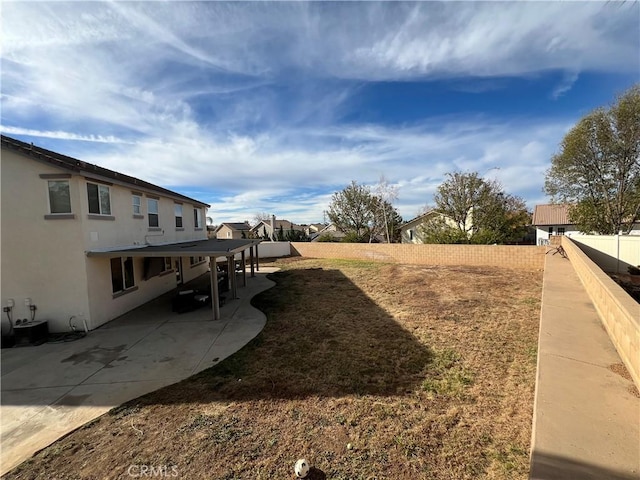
[1,134,209,207]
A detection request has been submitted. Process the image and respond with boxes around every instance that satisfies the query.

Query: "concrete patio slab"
[0,268,277,476]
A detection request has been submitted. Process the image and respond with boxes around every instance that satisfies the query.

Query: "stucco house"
[532,203,640,244]
[250,218,306,240]
[215,222,252,239]
[310,223,347,242]
[400,210,461,244]
[1,135,259,332]
[532,204,581,245]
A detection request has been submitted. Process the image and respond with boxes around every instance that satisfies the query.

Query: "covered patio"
[87,238,263,320]
[0,264,278,475]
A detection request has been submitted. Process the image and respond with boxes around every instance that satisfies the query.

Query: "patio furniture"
[172,289,211,313]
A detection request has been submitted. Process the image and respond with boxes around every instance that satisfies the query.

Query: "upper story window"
[148,198,159,227]
[175,204,183,228]
[87,182,111,215]
[48,180,72,214]
[409,229,414,240]
[132,195,141,215]
[194,208,202,229]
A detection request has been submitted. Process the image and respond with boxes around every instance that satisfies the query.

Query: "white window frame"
[87,182,111,215]
[47,180,72,214]
[175,204,183,228]
[148,198,159,227]
[132,194,142,215]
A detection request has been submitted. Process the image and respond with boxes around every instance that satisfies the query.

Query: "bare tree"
[374,175,399,243]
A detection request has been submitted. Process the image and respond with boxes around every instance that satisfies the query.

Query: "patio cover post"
[249,246,255,277]
[241,249,247,287]
[209,257,220,320]
[256,243,260,271]
[228,256,238,299]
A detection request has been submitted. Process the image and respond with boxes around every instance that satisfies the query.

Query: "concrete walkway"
[530,252,639,479]
[0,268,277,476]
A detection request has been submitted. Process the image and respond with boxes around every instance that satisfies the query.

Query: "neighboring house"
[532,204,581,245]
[400,210,458,244]
[532,204,640,244]
[305,223,326,237]
[311,223,347,242]
[1,135,218,332]
[215,222,252,239]
[250,218,306,240]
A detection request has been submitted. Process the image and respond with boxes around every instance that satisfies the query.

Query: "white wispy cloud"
[0,126,132,144]
[1,2,637,224]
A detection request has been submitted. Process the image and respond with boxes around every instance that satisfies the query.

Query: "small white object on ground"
[294,458,310,478]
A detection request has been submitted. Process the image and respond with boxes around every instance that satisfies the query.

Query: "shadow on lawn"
[141,266,434,404]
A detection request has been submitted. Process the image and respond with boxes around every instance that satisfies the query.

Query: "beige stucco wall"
[2,147,210,332]
[80,181,207,250]
[1,150,90,332]
[561,237,640,389]
[85,256,208,328]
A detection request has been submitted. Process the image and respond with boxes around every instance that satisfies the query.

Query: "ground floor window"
[143,256,174,279]
[190,256,206,266]
[557,227,565,235]
[111,257,135,294]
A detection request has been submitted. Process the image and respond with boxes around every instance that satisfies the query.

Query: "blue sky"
[2,1,638,224]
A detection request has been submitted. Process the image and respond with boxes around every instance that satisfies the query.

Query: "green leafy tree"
[285,228,309,242]
[421,172,530,244]
[328,181,376,242]
[545,84,640,234]
[328,181,402,242]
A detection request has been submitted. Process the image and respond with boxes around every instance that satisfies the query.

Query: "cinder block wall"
[562,236,640,388]
[290,243,546,270]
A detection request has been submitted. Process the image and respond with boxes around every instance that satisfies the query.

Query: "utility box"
[13,320,49,346]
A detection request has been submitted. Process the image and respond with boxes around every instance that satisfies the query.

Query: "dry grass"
[6,258,542,480]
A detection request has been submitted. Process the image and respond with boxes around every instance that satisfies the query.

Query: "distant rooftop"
[532,204,572,226]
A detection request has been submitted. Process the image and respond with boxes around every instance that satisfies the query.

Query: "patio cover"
[87,238,262,320]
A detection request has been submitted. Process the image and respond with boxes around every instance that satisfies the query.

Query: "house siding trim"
[44,214,76,220]
[87,214,115,221]
[39,173,72,179]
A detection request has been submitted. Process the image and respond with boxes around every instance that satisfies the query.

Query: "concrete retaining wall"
[290,242,546,270]
[561,236,640,388]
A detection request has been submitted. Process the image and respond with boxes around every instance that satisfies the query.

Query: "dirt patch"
[609,363,640,398]
[609,363,633,382]
[607,273,640,303]
[5,259,542,480]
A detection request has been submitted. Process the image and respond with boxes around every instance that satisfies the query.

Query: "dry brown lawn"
[6,258,542,480]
